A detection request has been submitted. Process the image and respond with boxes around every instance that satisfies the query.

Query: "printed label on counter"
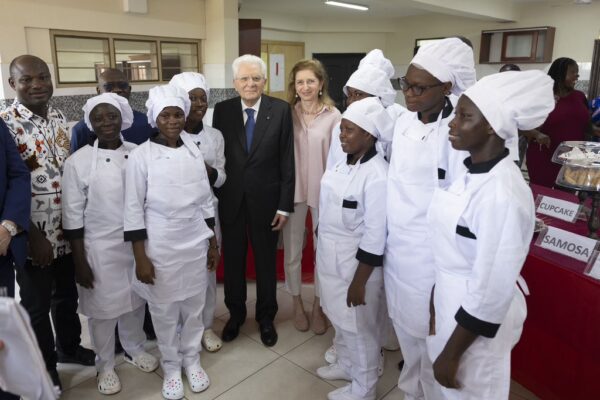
[535,226,598,262]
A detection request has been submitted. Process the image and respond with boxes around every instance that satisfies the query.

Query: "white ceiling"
[238,0,581,21]
[239,0,426,19]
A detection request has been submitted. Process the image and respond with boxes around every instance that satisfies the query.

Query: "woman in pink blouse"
[283,59,341,333]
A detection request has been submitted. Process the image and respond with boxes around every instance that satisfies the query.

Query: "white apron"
[132,135,213,304]
[317,161,383,334]
[425,176,527,399]
[78,140,144,320]
[385,111,445,338]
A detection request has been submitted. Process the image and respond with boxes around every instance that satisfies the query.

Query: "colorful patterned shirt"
[1,100,71,259]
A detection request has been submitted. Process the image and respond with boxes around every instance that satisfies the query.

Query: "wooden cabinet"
[480,27,555,64]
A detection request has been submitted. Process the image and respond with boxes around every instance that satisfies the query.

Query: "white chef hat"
[344,50,397,107]
[358,49,395,79]
[341,97,394,140]
[410,37,476,96]
[82,93,133,132]
[463,70,555,141]
[169,72,210,102]
[145,84,191,128]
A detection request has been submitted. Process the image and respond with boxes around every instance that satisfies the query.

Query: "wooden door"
[261,41,305,102]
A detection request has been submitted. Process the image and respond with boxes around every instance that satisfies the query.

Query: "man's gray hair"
[232,54,267,79]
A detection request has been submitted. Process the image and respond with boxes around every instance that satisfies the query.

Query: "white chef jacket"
[425,150,533,399]
[123,133,215,304]
[384,98,462,338]
[182,124,226,189]
[317,146,388,333]
[62,141,145,319]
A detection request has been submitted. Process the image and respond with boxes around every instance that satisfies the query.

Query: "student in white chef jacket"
[324,49,399,368]
[123,85,219,400]
[384,38,476,400]
[316,97,391,400]
[326,49,401,171]
[62,93,159,395]
[169,72,226,353]
[426,70,555,399]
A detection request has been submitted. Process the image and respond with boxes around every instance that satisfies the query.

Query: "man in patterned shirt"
[1,55,94,389]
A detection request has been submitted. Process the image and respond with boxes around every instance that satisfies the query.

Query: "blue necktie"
[245,108,255,152]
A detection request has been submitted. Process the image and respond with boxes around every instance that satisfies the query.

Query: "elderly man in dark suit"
[0,118,30,400]
[213,54,294,347]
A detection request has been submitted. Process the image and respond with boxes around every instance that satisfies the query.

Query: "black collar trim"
[417,97,454,122]
[463,149,509,174]
[150,132,184,148]
[346,145,377,164]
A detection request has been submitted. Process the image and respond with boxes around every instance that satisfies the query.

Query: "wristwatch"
[1,220,17,237]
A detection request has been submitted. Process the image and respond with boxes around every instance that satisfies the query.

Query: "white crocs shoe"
[324,344,337,364]
[202,329,223,352]
[124,351,159,372]
[184,363,210,393]
[162,372,184,400]
[316,363,351,381]
[97,369,121,395]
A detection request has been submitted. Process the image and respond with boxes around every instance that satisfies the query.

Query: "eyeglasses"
[236,76,264,84]
[102,82,130,92]
[399,77,444,96]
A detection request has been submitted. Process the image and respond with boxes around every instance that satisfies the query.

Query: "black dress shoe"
[222,319,242,342]
[57,345,95,366]
[259,320,278,347]
[48,369,62,390]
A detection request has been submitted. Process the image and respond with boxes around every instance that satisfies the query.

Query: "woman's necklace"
[300,104,323,115]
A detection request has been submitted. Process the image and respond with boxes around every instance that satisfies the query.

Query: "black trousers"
[0,256,19,400]
[221,198,279,323]
[0,255,15,297]
[15,253,82,372]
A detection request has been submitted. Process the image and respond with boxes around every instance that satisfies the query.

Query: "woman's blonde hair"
[287,59,335,108]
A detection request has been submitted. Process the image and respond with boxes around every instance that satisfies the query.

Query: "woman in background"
[283,59,341,334]
[526,57,591,187]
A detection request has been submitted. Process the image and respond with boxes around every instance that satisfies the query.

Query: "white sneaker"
[202,329,223,352]
[162,372,184,400]
[316,363,351,381]
[328,383,375,400]
[97,369,121,395]
[324,344,337,364]
[184,363,210,393]
[327,384,351,400]
[378,348,384,377]
[124,351,159,372]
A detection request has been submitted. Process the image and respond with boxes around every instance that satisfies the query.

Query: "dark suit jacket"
[212,95,294,225]
[0,119,31,268]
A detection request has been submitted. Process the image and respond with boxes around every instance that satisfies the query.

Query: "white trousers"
[88,305,146,373]
[393,323,443,400]
[148,291,206,375]
[329,280,385,399]
[282,202,319,296]
[202,215,221,329]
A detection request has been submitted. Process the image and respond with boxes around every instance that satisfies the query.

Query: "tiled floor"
[57,282,539,399]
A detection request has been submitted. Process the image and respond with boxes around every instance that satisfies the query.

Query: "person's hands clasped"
[271,213,288,231]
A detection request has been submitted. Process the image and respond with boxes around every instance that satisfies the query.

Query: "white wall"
[0,0,207,98]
